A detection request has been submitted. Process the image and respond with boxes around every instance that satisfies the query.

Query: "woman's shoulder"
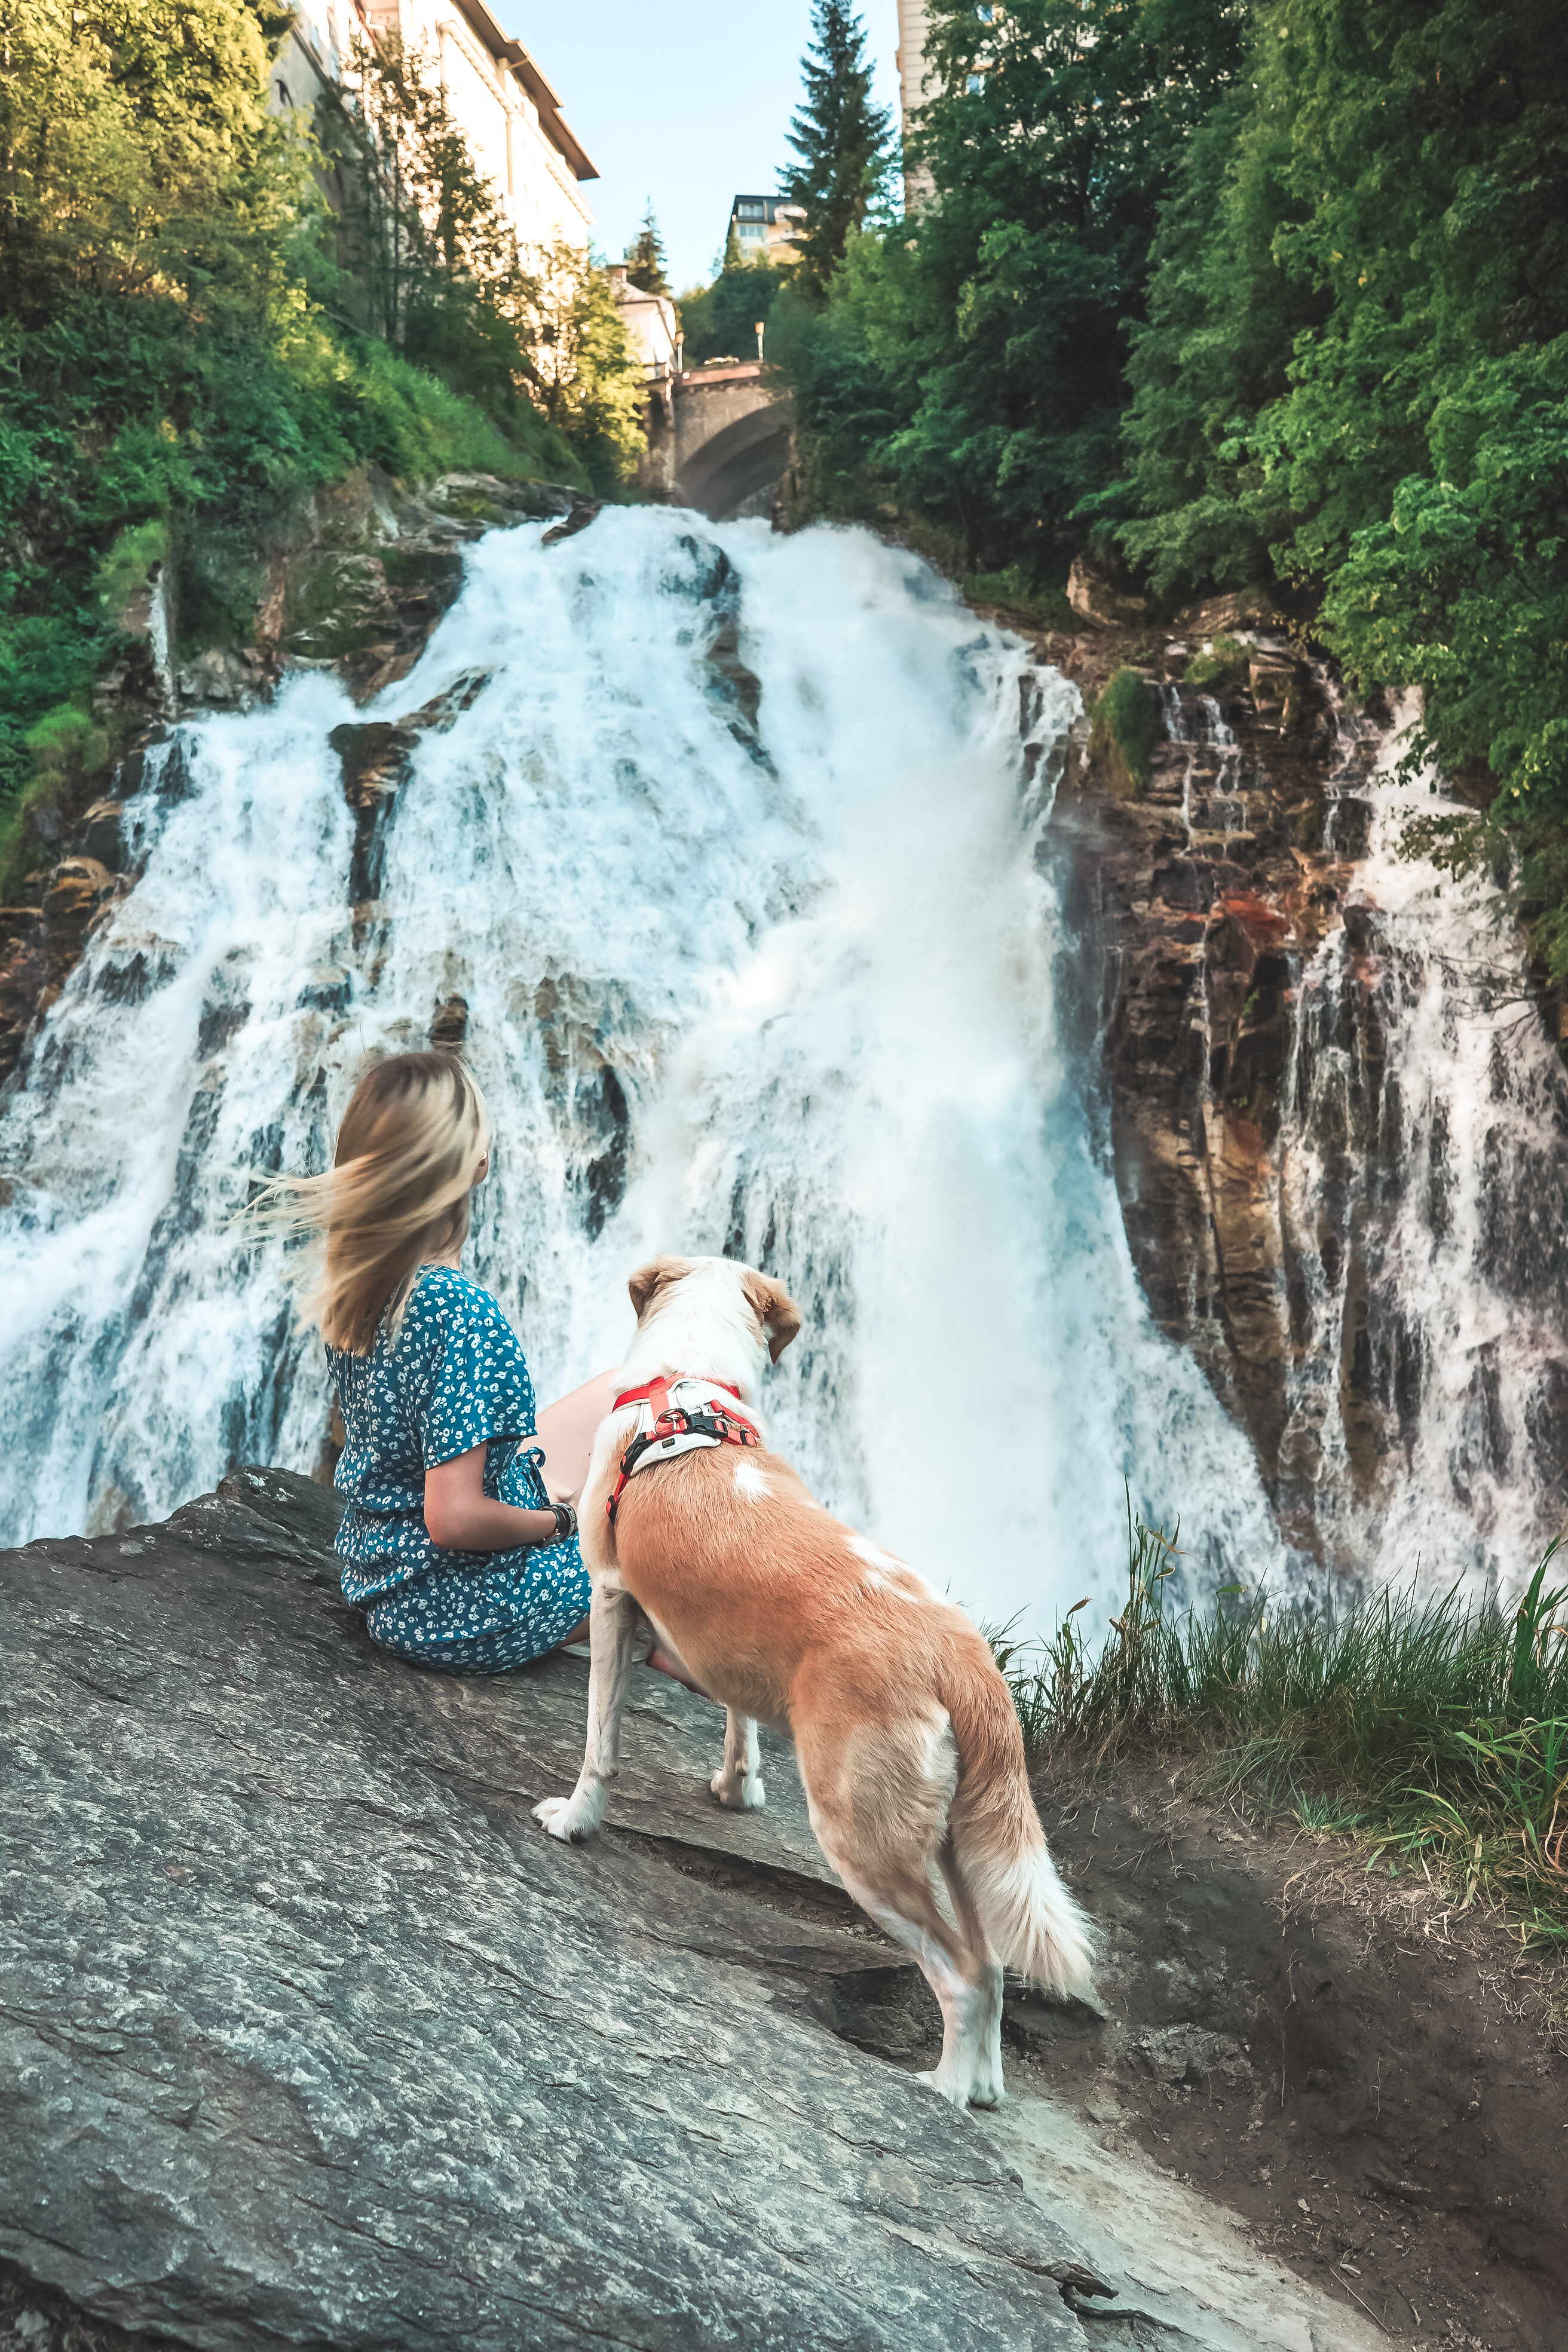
[409,1265,517,1336]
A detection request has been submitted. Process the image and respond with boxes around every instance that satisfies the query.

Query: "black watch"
[547,1500,578,1545]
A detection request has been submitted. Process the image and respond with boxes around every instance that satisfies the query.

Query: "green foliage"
[679,258,789,370]
[961,568,1073,630]
[522,243,644,488]
[994,1513,1568,1941]
[326,36,638,493]
[0,0,626,855]
[770,0,1246,574]
[1089,668,1162,795]
[624,203,672,300]
[1184,633,1249,690]
[1110,0,1568,956]
[772,0,1568,967]
[779,0,892,299]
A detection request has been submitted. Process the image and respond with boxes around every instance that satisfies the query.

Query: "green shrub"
[961,568,1074,630]
[1183,632,1248,691]
[1089,666,1162,794]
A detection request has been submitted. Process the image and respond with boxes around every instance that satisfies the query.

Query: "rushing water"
[0,512,1286,1631]
[1274,691,1568,1591]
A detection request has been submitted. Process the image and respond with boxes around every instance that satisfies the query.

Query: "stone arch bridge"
[641,363,792,522]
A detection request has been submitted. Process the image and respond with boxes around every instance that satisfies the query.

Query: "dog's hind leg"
[710,1710,765,1811]
[936,1835,1005,2108]
[797,1710,996,2107]
[534,1575,641,1844]
[829,1860,991,2107]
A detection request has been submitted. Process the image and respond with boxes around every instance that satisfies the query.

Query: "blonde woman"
[260,1050,620,1674]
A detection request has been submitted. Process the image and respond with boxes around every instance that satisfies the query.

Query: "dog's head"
[626,1254,802,1384]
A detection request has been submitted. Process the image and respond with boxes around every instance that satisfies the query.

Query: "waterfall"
[1276,690,1568,1591]
[0,511,1285,1632]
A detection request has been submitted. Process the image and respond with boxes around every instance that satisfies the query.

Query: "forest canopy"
[768,0,1568,977]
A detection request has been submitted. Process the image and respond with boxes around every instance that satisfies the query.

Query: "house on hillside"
[607,267,679,381]
[728,195,806,266]
[275,0,599,250]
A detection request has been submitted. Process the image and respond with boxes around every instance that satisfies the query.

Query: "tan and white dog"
[532,1253,1094,2107]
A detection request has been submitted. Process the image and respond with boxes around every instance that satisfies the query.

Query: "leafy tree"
[679,256,788,368]
[1112,0,1568,964]
[772,0,1247,570]
[779,0,891,298]
[624,202,671,299]
[524,238,645,482]
[0,0,631,876]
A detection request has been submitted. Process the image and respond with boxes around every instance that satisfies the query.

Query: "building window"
[737,201,765,221]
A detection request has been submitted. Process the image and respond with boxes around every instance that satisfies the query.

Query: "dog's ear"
[627,1255,687,1321]
[742,1269,803,1364]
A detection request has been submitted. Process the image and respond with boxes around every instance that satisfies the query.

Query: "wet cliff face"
[1038,593,1568,1583]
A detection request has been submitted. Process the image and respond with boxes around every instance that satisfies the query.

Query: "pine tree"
[624,201,672,299]
[780,0,891,296]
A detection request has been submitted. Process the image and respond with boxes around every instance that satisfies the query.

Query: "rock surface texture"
[991,589,1568,1567]
[1,1472,1385,2351]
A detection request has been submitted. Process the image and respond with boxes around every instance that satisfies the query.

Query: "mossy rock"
[1089,667,1163,796]
[1184,633,1250,691]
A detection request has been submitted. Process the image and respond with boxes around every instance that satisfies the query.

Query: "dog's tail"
[941,1642,1095,1996]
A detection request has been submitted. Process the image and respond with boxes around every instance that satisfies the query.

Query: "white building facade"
[894,0,935,209]
[277,0,598,252]
[607,267,679,380]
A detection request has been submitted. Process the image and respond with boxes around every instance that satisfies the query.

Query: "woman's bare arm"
[424,1443,559,1553]
[533,1367,625,1502]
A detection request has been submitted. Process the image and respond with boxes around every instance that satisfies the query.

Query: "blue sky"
[503,1,904,292]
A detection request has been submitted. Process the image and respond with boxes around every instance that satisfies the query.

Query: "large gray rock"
[1,1472,1382,2351]
[0,1471,1095,2350]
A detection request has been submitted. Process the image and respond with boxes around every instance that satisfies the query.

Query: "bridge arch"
[641,363,793,522]
[675,402,792,520]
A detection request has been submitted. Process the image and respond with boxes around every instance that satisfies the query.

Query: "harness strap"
[606,1374,761,1526]
[613,1376,743,1413]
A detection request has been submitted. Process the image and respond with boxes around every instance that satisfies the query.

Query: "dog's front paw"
[533,1794,597,1844]
[709,1768,766,1812]
[914,2067,975,2111]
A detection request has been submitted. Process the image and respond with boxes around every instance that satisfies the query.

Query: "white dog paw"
[533,1795,595,1844]
[914,2068,973,2111]
[709,1769,766,1812]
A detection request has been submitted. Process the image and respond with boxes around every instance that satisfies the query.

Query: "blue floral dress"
[330,1264,590,1673]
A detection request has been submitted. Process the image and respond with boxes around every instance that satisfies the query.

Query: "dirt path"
[1004,1759,1567,2348]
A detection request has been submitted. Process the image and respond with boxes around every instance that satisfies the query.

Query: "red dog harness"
[606,1374,762,1524]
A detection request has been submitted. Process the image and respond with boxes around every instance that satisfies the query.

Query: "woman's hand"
[424,1443,561,1554]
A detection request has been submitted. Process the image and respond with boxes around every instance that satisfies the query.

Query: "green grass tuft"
[1089,667,1163,795]
[988,1504,1568,1945]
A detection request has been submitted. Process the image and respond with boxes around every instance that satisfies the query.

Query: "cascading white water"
[1276,692,1568,1591]
[0,512,1287,1632]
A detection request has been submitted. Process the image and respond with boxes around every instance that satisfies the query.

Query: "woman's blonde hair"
[250,1051,490,1355]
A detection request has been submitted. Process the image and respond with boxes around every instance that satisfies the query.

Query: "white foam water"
[1275,692,1568,1595]
[0,511,1286,1630]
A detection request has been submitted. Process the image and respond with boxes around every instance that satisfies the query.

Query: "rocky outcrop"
[0,471,577,1086]
[1042,594,1348,1519]
[1,1471,1387,2352]
[966,583,1568,1566]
